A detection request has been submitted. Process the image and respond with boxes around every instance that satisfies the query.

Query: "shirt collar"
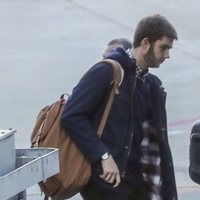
[126,49,149,80]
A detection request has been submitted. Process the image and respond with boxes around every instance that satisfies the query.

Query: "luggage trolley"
[0,129,59,200]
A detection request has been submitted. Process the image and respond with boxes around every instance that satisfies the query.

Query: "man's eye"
[161,46,168,51]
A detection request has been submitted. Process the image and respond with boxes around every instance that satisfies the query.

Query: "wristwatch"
[101,152,110,160]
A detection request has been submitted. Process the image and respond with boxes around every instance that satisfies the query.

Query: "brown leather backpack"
[30,59,122,200]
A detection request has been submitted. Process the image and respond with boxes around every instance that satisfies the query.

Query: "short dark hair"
[133,14,178,48]
[107,38,132,50]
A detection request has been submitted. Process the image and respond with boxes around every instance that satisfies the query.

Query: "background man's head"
[102,38,132,58]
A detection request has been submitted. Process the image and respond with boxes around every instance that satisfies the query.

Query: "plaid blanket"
[141,121,162,200]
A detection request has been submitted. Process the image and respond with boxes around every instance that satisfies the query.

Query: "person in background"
[102,38,132,58]
[61,14,178,200]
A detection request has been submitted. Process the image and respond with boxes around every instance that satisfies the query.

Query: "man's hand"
[99,155,121,187]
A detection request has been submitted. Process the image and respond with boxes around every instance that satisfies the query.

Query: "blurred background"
[1,0,200,199]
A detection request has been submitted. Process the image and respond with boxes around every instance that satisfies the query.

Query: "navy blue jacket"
[61,48,177,199]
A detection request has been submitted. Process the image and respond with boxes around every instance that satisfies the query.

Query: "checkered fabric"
[141,121,162,200]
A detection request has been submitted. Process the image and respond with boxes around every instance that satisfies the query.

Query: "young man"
[102,38,132,58]
[61,14,178,200]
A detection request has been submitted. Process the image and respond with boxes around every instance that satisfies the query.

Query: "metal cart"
[0,129,59,200]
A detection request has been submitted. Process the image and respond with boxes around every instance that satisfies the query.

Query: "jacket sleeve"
[61,63,113,163]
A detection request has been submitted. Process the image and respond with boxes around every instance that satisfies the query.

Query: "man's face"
[144,36,173,68]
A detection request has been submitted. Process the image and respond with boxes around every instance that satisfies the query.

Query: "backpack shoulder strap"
[97,59,122,137]
[101,59,123,94]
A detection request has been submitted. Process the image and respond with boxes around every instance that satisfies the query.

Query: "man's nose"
[164,50,170,59]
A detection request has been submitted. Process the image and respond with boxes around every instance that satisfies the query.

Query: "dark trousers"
[81,172,151,200]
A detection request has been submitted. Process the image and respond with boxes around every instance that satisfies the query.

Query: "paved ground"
[1,0,200,199]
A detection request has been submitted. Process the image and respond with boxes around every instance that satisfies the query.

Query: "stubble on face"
[143,43,159,68]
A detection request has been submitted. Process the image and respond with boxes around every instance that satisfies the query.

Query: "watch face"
[102,152,109,160]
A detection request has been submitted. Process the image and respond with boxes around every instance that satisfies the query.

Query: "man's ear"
[141,37,150,53]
